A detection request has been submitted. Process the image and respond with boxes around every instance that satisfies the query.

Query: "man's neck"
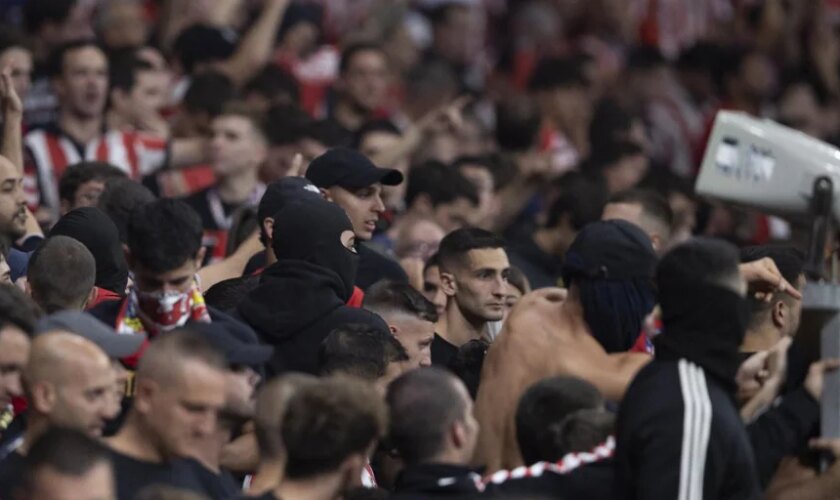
[18,415,50,456]
[107,413,165,463]
[106,109,131,132]
[741,325,783,353]
[274,475,342,500]
[59,110,103,145]
[216,168,259,205]
[438,302,486,347]
[192,428,230,474]
[333,100,367,132]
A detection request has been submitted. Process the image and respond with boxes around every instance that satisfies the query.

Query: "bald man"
[106,329,229,500]
[0,331,117,500]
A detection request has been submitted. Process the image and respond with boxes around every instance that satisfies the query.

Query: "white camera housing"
[695,111,840,223]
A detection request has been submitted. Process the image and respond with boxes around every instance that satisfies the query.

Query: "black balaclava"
[49,207,129,295]
[654,238,751,394]
[270,197,359,299]
[562,220,659,353]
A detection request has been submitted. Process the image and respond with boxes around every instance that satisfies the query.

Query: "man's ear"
[30,381,56,414]
[338,452,366,489]
[83,287,96,309]
[389,324,399,336]
[440,271,457,297]
[195,247,207,267]
[451,419,467,449]
[262,217,274,244]
[132,379,156,414]
[772,300,787,329]
[649,233,662,253]
[320,188,333,202]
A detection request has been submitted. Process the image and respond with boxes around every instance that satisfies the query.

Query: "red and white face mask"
[136,290,192,331]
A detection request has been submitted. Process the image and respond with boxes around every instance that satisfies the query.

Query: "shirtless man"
[474,220,800,472]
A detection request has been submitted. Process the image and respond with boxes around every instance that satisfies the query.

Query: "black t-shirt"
[0,450,25,500]
[431,334,458,367]
[109,450,212,500]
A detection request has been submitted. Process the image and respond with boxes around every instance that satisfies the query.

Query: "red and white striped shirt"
[23,126,169,211]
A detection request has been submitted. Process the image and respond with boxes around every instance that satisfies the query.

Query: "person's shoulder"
[87,299,124,326]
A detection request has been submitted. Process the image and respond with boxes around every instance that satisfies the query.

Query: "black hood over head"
[49,207,128,294]
[270,197,359,299]
[654,238,749,394]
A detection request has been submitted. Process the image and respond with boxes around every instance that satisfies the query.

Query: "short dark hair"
[386,368,467,464]
[183,70,236,117]
[545,173,608,230]
[529,57,587,92]
[302,119,353,149]
[283,377,387,479]
[608,188,674,236]
[109,51,154,95]
[253,374,318,460]
[0,284,41,335]
[59,161,126,205]
[24,0,77,34]
[27,236,96,314]
[495,97,540,152]
[318,324,408,380]
[97,177,156,243]
[658,237,741,294]
[364,281,438,323]
[353,119,401,150]
[438,227,505,273]
[243,64,299,105]
[405,161,479,209]
[219,101,269,141]
[553,409,614,456]
[515,376,603,465]
[127,199,203,273]
[741,245,805,316]
[339,42,385,75]
[264,104,311,146]
[49,40,105,78]
[447,339,489,400]
[23,426,111,492]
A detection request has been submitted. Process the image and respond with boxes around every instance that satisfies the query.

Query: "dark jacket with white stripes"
[615,358,762,500]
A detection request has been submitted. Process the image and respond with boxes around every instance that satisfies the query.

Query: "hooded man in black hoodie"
[238,196,390,375]
[615,238,762,500]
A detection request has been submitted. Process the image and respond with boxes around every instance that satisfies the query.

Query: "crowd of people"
[1,0,840,498]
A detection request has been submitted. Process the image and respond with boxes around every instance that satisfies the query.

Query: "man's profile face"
[327,184,386,241]
[390,314,435,368]
[66,179,106,214]
[27,461,115,500]
[57,47,108,120]
[49,356,118,437]
[0,326,30,407]
[0,156,26,240]
[423,265,447,318]
[445,248,510,322]
[143,359,227,458]
[128,70,168,120]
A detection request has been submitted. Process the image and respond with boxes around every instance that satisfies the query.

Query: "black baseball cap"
[35,311,146,359]
[306,148,403,189]
[258,177,323,224]
[187,316,273,371]
[562,220,658,282]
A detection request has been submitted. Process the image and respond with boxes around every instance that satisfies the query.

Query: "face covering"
[116,279,211,337]
[654,283,751,394]
[576,277,657,353]
[271,197,360,299]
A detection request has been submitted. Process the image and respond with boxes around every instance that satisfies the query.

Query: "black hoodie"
[238,197,389,375]
[49,207,129,295]
[389,463,485,499]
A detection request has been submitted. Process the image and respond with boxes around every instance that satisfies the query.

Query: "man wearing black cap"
[239,195,390,375]
[473,220,658,472]
[306,148,409,290]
